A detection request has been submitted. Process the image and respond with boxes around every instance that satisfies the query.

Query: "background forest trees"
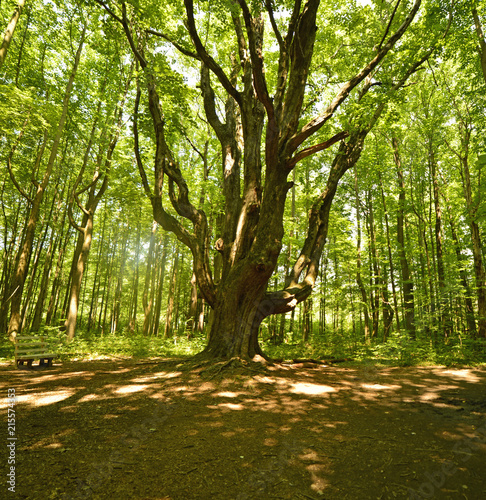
[1,0,486,362]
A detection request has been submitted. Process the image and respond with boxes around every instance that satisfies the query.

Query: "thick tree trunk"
[201,282,268,360]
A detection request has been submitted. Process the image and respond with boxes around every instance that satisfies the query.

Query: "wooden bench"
[15,335,56,368]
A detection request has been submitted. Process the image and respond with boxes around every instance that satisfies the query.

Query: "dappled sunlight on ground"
[290,381,336,395]
[1,358,485,499]
[115,384,150,394]
[0,388,76,407]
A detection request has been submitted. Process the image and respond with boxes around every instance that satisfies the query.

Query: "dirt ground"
[1,356,486,500]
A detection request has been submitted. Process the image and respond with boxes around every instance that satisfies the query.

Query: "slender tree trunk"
[14,2,30,86]
[111,232,128,333]
[440,184,477,335]
[381,263,394,342]
[392,136,416,339]
[197,298,205,334]
[302,298,312,342]
[64,74,129,339]
[450,216,477,335]
[102,237,116,334]
[379,177,400,332]
[173,252,184,335]
[31,190,63,331]
[128,217,142,332]
[153,235,169,337]
[0,198,22,333]
[420,217,436,337]
[366,191,381,340]
[164,246,179,338]
[461,155,486,337]
[0,0,26,70]
[354,168,370,343]
[142,221,157,336]
[45,224,70,326]
[186,272,198,338]
[320,254,328,337]
[21,223,46,330]
[87,211,106,331]
[430,147,450,337]
[65,217,94,339]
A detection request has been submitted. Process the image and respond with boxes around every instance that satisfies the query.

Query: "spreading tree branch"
[376,0,402,51]
[237,0,275,120]
[285,0,422,159]
[184,0,242,106]
[146,28,200,60]
[287,130,349,169]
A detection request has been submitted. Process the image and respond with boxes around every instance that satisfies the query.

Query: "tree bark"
[186,272,198,338]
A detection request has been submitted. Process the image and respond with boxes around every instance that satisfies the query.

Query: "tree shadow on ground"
[1,358,486,499]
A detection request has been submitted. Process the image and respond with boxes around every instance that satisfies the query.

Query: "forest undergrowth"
[3,326,486,369]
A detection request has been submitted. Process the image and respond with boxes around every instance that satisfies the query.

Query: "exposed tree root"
[185,354,273,379]
[289,357,351,365]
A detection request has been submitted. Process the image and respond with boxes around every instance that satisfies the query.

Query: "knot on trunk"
[215,238,224,252]
[256,263,266,272]
[249,202,260,213]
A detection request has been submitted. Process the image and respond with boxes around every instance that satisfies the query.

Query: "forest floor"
[1,356,486,500]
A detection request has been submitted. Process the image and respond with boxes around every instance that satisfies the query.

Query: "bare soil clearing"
[2,358,486,500]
